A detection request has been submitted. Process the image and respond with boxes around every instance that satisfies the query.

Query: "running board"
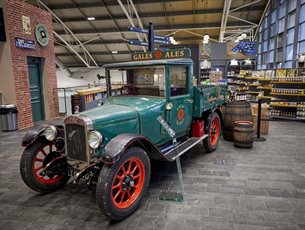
[164,135,208,161]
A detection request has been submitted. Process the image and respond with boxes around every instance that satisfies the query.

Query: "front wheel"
[96,147,151,221]
[20,138,70,193]
[203,112,221,153]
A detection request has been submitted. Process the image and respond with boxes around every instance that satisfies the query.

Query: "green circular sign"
[35,23,49,47]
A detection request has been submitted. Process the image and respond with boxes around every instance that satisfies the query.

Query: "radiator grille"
[65,124,87,162]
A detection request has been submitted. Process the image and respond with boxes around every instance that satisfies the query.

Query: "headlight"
[44,126,57,141]
[88,131,103,149]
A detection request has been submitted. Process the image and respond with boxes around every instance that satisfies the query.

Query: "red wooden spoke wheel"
[32,143,64,184]
[96,147,151,221]
[111,157,145,209]
[209,116,220,146]
[203,112,221,153]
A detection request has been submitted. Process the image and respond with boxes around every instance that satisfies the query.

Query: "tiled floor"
[0,121,305,230]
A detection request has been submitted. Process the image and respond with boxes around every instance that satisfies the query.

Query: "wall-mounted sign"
[22,16,31,35]
[131,48,191,61]
[35,23,49,47]
[15,37,35,50]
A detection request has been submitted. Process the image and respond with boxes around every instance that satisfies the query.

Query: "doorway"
[27,57,45,122]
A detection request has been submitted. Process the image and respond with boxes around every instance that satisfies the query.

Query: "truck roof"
[103,58,193,69]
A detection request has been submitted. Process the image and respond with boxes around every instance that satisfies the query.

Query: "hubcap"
[111,157,145,209]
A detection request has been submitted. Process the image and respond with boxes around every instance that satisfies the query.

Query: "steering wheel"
[120,85,137,95]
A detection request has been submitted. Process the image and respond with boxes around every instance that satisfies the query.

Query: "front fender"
[21,125,64,147]
[101,133,165,164]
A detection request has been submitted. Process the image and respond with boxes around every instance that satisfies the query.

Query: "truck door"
[167,65,193,137]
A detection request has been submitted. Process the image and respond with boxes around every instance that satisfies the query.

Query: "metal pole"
[63,89,67,116]
[255,98,266,142]
[148,21,154,51]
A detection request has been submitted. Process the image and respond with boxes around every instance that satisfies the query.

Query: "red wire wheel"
[20,138,70,193]
[203,112,221,153]
[96,147,151,221]
[111,157,145,209]
[32,143,64,184]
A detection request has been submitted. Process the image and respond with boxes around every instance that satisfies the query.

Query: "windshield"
[108,66,165,97]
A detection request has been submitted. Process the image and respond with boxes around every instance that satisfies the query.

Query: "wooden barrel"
[233,121,254,148]
[223,101,253,141]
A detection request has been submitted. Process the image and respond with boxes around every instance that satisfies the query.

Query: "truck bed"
[193,85,227,117]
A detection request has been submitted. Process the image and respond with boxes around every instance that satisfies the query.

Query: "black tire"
[20,138,70,193]
[96,147,151,221]
[203,112,221,153]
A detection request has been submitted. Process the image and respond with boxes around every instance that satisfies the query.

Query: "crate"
[253,114,269,135]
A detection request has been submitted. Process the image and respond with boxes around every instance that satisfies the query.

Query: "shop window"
[299,23,305,41]
[286,44,293,60]
[288,0,296,12]
[279,3,286,18]
[287,28,295,44]
[170,66,188,96]
[288,13,295,28]
[299,41,305,54]
[279,18,285,33]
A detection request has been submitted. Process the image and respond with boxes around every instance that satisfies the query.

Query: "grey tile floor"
[0,121,305,230]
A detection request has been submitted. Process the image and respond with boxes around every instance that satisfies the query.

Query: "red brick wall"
[5,0,59,129]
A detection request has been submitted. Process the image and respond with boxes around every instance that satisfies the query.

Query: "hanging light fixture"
[244,59,252,65]
[230,59,239,66]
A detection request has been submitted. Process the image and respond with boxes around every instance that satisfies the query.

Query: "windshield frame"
[105,65,166,98]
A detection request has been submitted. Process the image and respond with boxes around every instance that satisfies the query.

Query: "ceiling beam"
[55,22,253,36]
[219,0,232,42]
[53,6,264,23]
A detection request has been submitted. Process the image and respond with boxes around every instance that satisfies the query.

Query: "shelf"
[236,82,246,85]
[270,116,305,121]
[227,75,238,78]
[258,78,272,81]
[245,77,258,80]
[257,86,272,90]
[227,82,237,84]
[270,103,305,108]
[246,91,260,94]
[247,84,260,87]
[257,96,274,99]
[237,76,246,79]
[271,81,305,84]
[270,93,305,96]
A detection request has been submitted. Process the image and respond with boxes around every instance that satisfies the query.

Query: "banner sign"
[128,40,148,46]
[131,48,191,61]
[232,41,256,56]
[15,37,35,50]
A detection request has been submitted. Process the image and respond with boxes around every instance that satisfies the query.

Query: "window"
[263,29,269,41]
[269,50,274,63]
[288,13,295,28]
[258,43,262,53]
[277,33,284,47]
[279,3,286,18]
[299,41,305,54]
[170,66,188,96]
[271,10,276,23]
[270,23,276,37]
[287,28,295,44]
[262,52,268,63]
[259,33,263,43]
[285,61,293,68]
[257,54,262,64]
[263,40,268,52]
[277,48,283,62]
[270,37,275,50]
[288,0,296,12]
[279,18,285,33]
[286,44,293,60]
[301,4,305,22]
[257,64,261,70]
[299,23,305,41]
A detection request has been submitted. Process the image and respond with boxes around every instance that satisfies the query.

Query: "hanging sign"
[22,16,31,35]
[35,23,49,47]
[131,48,191,61]
[15,37,35,50]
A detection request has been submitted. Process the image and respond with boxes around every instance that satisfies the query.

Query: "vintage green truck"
[20,48,226,220]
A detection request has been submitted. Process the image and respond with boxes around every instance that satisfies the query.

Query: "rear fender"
[21,125,64,147]
[101,133,164,164]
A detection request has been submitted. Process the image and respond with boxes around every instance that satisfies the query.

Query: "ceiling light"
[111,51,118,54]
[241,33,247,39]
[234,39,239,43]
[230,59,239,66]
[203,34,209,40]
[244,59,252,65]
[87,17,95,21]
[203,40,208,44]
[238,36,243,40]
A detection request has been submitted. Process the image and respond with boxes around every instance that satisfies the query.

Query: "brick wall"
[5,0,59,129]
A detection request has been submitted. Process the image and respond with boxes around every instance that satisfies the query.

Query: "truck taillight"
[192,121,204,137]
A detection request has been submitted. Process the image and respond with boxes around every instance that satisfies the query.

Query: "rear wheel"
[20,139,70,193]
[96,147,150,220]
[203,112,221,153]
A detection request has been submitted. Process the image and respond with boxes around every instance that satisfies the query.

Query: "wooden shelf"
[257,86,272,90]
[258,78,272,81]
[236,82,246,85]
[246,91,260,94]
[257,96,274,99]
[270,116,305,121]
[245,77,258,80]
[270,93,305,96]
[270,103,305,108]
[247,84,260,87]
[271,81,305,84]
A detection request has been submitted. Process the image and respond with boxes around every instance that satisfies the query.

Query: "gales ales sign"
[131,48,191,61]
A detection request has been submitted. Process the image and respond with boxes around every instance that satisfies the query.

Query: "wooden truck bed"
[192,85,227,117]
